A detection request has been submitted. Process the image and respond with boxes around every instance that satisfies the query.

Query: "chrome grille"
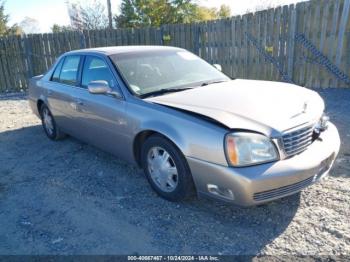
[281,125,315,157]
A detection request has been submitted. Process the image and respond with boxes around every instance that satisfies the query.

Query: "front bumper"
[187,122,340,206]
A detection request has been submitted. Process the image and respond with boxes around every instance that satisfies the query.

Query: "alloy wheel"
[42,108,54,136]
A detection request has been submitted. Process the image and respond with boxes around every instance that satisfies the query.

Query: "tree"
[0,0,22,36]
[19,17,40,34]
[115,0,199,28]
[51,24,73,33]
[195,4,231,21]
[67,0,109,30]
[115,0,140,28]
[107,0,113,29]
[114,0,177,28]
[0,0,8,36]
[195,6,217,21]
[115,1,232,28]
[217,5,231,19]
[7,24,22,35]
[170,0,198,24]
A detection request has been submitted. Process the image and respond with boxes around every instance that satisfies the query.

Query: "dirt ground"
[0,89,349,256]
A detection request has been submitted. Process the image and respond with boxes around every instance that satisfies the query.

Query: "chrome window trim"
[48,53,125,101]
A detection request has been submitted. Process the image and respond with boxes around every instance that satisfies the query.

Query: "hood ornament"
[302,101,308,113]
[290,101,309,119]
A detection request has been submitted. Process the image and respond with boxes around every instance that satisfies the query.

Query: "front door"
[69,55,130,159]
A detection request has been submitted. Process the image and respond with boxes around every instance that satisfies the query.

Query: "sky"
[5,0,307,33]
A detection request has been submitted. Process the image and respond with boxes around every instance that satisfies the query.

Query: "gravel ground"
[0,89,349,256]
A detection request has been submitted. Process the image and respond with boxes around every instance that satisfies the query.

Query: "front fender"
[129,100,229,166]
[138,120,188,154]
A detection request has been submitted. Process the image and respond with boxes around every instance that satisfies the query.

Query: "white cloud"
[9,2,70,33]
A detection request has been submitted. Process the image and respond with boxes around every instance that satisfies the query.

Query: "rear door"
[46,55,83,134]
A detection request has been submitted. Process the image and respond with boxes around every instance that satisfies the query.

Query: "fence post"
[194,25,200,55]
[159,25,164,45]
[335,0,350,67]
[23,36,33,78]
[79,30,87,49]
[287,6,297,81]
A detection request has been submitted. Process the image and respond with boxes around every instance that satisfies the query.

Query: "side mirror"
[213,64,222,72]
[88,80,122,98]
[88,80,111,94]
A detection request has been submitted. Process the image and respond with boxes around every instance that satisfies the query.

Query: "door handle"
[74,98,84,105]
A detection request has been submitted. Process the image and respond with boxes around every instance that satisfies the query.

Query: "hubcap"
[147,146,178,192]
[43,108,54,135]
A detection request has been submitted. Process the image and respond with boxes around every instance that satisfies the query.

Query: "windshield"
[109,49,230,96]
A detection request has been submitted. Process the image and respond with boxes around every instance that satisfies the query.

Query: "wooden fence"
[0,0,350,93]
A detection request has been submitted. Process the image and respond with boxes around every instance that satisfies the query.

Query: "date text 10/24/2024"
[127,256,220,261]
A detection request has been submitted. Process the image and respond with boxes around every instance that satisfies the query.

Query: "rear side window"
[81,56,114,88]
[51,58,64,82]
[59,56,81,85]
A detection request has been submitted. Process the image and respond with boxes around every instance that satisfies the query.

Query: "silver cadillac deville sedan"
[28,46,340,206]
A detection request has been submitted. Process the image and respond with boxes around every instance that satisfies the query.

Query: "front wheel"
[141,135,196,201]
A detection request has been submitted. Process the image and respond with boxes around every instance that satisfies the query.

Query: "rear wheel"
[141,135,195,201]
[40,104,65,140]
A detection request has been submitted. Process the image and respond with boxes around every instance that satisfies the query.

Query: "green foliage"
[115,0,231,28]
[0,0,21,36]
[195,6,218,21]
[115,0,192,28]
[51,24,73,33]
[217,4,231,19]
[0,0,8,36]
[193,4,232,22]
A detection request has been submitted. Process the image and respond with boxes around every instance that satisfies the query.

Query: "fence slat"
[310,3,321,88]
[0,39,8,91]
[287,5,296,82]
[335,0,350,87]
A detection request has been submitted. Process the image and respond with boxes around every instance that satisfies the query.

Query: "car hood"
[145,79,324,136]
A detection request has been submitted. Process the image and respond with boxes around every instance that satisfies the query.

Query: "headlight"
[225,132,279,167]
[315,114,329,133]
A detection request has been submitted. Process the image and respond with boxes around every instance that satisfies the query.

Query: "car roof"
[65,45,184,56]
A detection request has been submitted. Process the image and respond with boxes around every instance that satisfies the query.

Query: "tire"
[40,104,66,140]
[141,134,196,201]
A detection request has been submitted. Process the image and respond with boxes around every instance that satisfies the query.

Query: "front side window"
[110,50,229,96]
[59,55,81,85]
[81,56,115,88]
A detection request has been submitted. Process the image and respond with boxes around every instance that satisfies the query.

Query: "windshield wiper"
[141,87,193,98]
[200,79,228,86]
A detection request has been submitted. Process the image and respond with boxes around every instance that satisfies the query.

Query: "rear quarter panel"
[28,56,60,117]
[28,75,46,118]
